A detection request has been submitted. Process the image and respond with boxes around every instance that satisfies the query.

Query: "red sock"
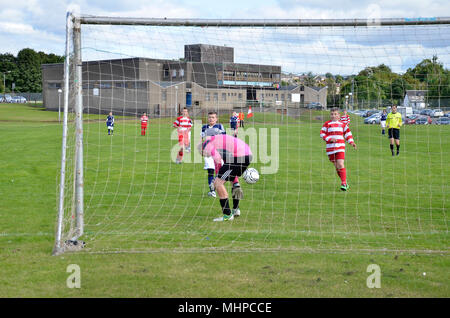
[337,168,347,184]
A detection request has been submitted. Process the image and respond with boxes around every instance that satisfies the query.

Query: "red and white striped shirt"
[340,114,350,126]
[173,116,193,132]
[140,115,148,125]
[320,120,355,155]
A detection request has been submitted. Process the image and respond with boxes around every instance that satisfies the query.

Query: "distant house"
[313,75,327,85]
[403,90,427,109]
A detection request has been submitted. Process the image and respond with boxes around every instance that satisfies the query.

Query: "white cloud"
[0,22,35,35]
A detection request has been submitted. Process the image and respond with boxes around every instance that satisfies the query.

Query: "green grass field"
[0,103,448,297]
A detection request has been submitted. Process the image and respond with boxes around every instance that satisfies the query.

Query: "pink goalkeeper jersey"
[202,135,252,171]
[320,120,355,155]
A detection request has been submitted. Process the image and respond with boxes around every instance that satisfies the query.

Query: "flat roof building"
[42,44,326,117]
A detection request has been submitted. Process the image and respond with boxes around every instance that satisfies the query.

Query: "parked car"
[405,114,420,125]
[444,112,450,118]
[0,94,12,103]
[353,110,366,116]
[306,102,323,110]
[415,116,432,125]
[365,110,379,117]
[420,109,433,116]
[358,110,370,117]
[435,117,450,125]
[11,96,27,103]
[364,113,381,124]
[430,109,444,117]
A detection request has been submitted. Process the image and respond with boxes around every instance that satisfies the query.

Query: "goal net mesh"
[55,17,450,254]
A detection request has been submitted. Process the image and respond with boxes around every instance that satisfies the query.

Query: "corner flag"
[247,106,254,118]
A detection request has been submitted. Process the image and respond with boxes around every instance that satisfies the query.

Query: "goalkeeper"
[198,135,253,222]
[386,105,402,156]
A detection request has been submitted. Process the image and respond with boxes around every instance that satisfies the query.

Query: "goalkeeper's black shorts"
[218,155,252,181]
[388,128,400,140]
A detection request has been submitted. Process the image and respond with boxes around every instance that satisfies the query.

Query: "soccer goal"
[52,13,450,255]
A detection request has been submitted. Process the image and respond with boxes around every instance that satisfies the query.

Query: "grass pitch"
[0,103,448,297]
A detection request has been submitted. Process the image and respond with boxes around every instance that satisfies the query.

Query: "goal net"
[52,14,450,255]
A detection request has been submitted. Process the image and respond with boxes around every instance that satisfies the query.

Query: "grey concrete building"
[42,44,327,117]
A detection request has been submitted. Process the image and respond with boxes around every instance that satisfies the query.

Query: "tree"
[0,48,64,93]
[304,72,316,86]
[0,53,18,93]
[406,56,449,104]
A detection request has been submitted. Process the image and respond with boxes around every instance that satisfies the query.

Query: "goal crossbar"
[77,15,450,27]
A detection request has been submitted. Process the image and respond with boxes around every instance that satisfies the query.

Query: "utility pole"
[2,71,11,94]
[351,78,354,110]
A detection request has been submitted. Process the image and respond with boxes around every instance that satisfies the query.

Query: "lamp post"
[345,95,349,110]
[175,85,178,116]
[2,71,11,95]
[348,92,353,110]
[58,88,63,122]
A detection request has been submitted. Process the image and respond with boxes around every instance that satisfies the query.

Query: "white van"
[397,106,413,119]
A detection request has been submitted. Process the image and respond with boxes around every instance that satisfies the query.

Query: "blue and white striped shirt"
[230,116,239,129]
[201,123,226,139]
[106,115,114,127]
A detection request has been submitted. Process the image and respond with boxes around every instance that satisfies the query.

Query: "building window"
[48,82,62,89]
[164,69,169,78]
[223,71,235,77]
[179,69,184,77]
[172,69,177,78]
[214,92,218,101]
[99,83,112,89]
[300,86,304,91]
[82,83,94,89]
[162,91,167,101]
[222,93,226,101]
[128,82,146,89]
[281,94,285,100]
[135,82,147,89]
[205,92,210,101]
[238,93,242,100]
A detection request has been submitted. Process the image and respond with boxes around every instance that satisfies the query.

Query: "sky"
[0,0,449,74]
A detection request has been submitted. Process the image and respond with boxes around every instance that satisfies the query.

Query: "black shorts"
[388,128,400,140]
[217,155,252,181]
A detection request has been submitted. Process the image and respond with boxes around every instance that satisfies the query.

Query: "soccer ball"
[243,168,259,184]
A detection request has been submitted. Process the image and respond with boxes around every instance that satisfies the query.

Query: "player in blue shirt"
[106,111,114,135]
[230,111,239,137]
[201,111,226,198]
[380,109,387,135]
